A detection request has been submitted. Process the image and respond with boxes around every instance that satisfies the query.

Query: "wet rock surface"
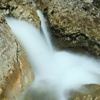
[35,0,100,57]
[0,14,34,100]
[0,0,40,28]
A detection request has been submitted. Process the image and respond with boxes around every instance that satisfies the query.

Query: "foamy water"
[5,13,100,100]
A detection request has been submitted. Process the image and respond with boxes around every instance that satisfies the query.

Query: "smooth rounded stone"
[35,0,100,57]
[0,0,40,29]
[68,84,100,100]
[0,14,34,100]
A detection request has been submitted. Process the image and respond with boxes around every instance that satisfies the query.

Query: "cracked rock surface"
[0,14,34,100]
[35,0,100,56]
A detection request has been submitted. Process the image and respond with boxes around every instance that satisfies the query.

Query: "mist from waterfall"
[5,11,100,100]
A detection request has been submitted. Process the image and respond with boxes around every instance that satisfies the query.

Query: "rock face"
[35,0,100,57]
[35,0,100,100]
[0,14,34,100]
[0,0,40,28]
[0,0,39,99]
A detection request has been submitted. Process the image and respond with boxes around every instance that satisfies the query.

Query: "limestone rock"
[0,0,40,29]
[0,14,34,100]
[35,0,100,57]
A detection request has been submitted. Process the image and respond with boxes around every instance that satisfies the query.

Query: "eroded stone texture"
[0,0,40,28]
[35,0,100,57]
[0,14,34,100]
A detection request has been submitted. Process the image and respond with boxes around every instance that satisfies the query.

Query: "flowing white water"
[5,13,100,100]
[36,10,53,51]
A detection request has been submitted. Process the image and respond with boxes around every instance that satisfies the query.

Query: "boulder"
[68,84,100,100]
[35,0,100,57]
[0,0,40,29]
[0,14,34,100]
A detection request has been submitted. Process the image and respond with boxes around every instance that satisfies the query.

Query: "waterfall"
[5,13,100,100]
[36,10,53,51]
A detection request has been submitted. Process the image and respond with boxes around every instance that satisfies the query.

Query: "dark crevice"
[52,32,89,40]
[53,35,100,57]
[15,40,24,92]
[82,7,88,11]
[51,10,54,15]
[10,7,15,12]
[43,7,48,16]
[0,5,10,10]
[15,40,19,63]
[52,31,100,56]
[0,7,8,10]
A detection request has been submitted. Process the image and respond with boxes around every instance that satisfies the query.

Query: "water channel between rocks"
[5,10,100,100]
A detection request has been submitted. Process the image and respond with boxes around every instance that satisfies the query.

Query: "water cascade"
[36,10,53,51]
[5,11,100,100]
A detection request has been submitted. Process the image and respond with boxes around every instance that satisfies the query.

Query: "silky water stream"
[5,11,100,100]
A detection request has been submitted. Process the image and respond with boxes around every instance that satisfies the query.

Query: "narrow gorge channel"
[5,10,100,100]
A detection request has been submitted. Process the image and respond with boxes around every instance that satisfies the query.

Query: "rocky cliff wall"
[35,0,100,57]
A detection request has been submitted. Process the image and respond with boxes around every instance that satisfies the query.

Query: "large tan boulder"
[0,0,39,99]
[0,14,34,100]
